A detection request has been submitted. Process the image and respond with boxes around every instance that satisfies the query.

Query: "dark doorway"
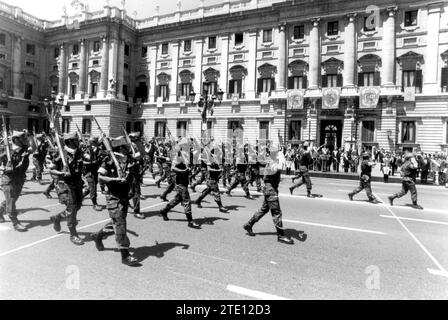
[320,120,343,151]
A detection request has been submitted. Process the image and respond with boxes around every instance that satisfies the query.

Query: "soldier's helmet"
[362,152,370,159]
[129,132,140,140]
[404,152,414,160]
[11,130,28,144]
[303,142,309,148]
[88,136,99,144]
[35,133,44,140]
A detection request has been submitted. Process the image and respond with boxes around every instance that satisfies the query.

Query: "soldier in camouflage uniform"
[81,136,103,211]
[30,133,48,184]
[348,152,381,204]
[388,152,424,210]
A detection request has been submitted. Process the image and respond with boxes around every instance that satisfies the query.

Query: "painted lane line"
[226,284,290,300]
[379,215,448,226]
[427,268,448,278]
[375,194,448,278]
[0,201,166,258]
[283,218,386,235]
[0,225,10,231]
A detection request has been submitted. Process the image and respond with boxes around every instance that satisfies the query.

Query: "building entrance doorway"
[320,120,343,151]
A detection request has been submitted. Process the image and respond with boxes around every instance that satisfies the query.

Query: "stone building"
[1,0,448,153]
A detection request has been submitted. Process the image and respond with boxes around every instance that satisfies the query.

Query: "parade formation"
[0,92,429,268]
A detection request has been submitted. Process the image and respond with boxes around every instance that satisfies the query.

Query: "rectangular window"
[235,33,244,46]
[0,34,5,46]
[72,44,79,55]
[123,85,128,100]
[26,44,35,55]
[228,120,243,140]
[405,10,418,27]
[441,67,448,92]
[402,121,416,143]
[363,72,375,86]
[259,121,270,140]
[262,51,272,58]
[361,121,375,142]
[206,121,213,139]
[85,104,91,111]
[92,60,99,66]
[134,122,143,134]
[125,122,131,133]
[263,29,272,43]
[141,46,147,57]
[155,121,166,138]
[262,78,271,92]
[207,57,216,64]
[127,107,132,114]
[161,43,168,55]
[72,63,78,68]
[26,61,35,68]
[90,83,98,98]
[161,62,168,68]
[177,121,187,138]
[158,84,169,101]
[182,60,191,66]
[124,44,130,56]
[293,48,304,56]
[82,118,91,134]
[258,78,275,93]
[234,54,243,61]
[289,121,301,140]
[181,83,192,97]
[203,82,217,95]
[327,21,339,36]
[184,40,191,52]
[0,77,3,90]
[208,36,216,50]
[28,118,39,132]
[228,79,242,96]
[61,118,70,134]
[364,16,376,31]
[70,84,76,99]
[0,53,5,60]
[326,74,338,87]
[403,71,415,87]
[65,105,70,112]
[93,41,100,52]
[24,83,32,99]
[124,63,129,69]
[54,47,60,58]
[293,25,305,39]
[288,76,306,89]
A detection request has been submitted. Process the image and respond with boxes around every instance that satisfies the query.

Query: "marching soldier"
[159,153,175,202]
[348,152,381,204]
[193,149,229,213]
[81,136,103,211]
[91,136,139,266]
[49,133,85,245]
[190,149,208,192]
[31,133,48,184]
[0,130,31,231]
[154,143,170,188]
[289,142,316,198]
[43,144,59,199]
[159,151,200,229]
[243,150,294,245]
[128,132,145,219]
[388,152,424,210]
[226,149,252,199]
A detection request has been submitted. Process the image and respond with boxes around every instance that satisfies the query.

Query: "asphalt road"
[1,173,447,300]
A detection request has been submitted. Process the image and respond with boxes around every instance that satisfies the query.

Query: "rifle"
[45,101,68,169]
[31,126,39,152]
[122,123,136,156]
[1,115,11,164]
[75,123,88,146]
[93,117,123,178]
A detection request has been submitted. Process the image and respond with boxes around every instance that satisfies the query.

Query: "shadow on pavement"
[18,218,53,229]
[255,229,308,242]
[131,241,190,261]
[141,210,164,219]
[194,216,229,226]
[18,207,50,214]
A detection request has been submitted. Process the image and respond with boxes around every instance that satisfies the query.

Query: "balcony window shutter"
[166,86,170,99]
[228,80,235,94]
[373,72,381,86]
[257,78,263,93]
[178,83,182,97]
[155,85,159,99]
[271,78,276,91]
[237,79,242,94]
[357,73,364,87]
[336,74,343,87]
[302,75,308,89]
[322,75,328,88]
[415,70,422,90]
[441,68,448,88]
[287,77,294,89]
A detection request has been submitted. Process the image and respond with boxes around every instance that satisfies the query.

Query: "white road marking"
[270,261,277,265]
[226,284,290,300]
[380,215,448,226]
[0,225,10,231]
[283,218,386,235]
[0,202,166,258]
[375,194,448,278]
[427,268,448,278]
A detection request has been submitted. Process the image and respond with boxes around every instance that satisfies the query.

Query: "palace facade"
[1,0,448,153]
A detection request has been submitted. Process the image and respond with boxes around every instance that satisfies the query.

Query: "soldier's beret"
[129,132,140,139]
[404,153,414,160]
[12,131,27,139]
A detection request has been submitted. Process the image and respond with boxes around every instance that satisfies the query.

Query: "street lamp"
[189,88,224,145]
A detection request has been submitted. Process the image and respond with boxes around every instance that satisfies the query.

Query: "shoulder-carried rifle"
[122,123,136,156]
[93,117,122,178]
[1,115,11,164]
[45,101,68,169]
[75,123,88,146]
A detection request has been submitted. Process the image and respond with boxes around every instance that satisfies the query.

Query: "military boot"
[217,201,229,213]
[43,190,52,199]
[243,221,256,237]
[159,208,169,221]
[186,214,200,229]
[69,227,85,245]
[0,206,5,223]
[10,217,28,232]
[388,196,395,206]
[92,231,105,251]
[50,214,62,232]
[121,249,139,266]
[412,202,424,210]
[347,193,354,201]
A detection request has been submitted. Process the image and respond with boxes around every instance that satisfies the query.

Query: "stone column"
[246,30,258,99]
[58,43,67,96]
[308,18,320,90]
[277,23,287,93]
[99,36,109,98]
[117,39,125,100]
[193,39,203,98]
[343,13,356,88]
[77,39,87,99]
[220,34,230,96]
[381,7,397,87]
[148,45,157,102]
[107,37,119,98]
[169,41,180,102]
[424,4,442,94]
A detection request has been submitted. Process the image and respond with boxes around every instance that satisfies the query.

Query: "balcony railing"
[255,91,272,98]
[226,93,246,99]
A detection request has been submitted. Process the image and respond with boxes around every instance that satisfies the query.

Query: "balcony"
[255,91,272,98]
[226,93,245,99]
